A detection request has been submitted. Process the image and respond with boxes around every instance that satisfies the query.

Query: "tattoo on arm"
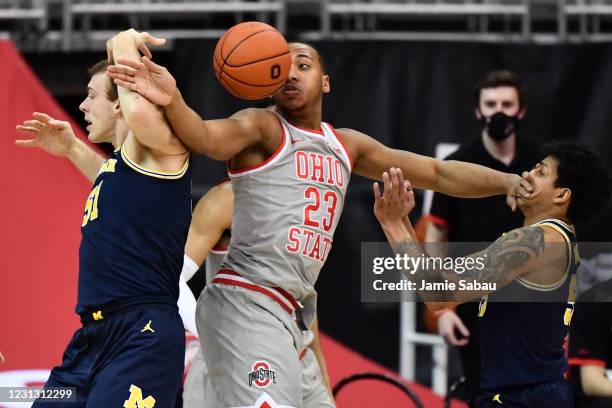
[390,227,546,301]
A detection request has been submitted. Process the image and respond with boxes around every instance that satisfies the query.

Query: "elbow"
[122,94,151,129]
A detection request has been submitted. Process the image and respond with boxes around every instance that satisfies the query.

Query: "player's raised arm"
[16,112,105,183]
[106,30,186,155]
[106,54,275,161]
[373,167,566,308]
[339,128,532,208]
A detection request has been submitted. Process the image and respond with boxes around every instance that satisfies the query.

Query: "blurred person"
[107,36,533,407]
[374,140,612,407]
[16,30,190,407]
[425,70,542,403]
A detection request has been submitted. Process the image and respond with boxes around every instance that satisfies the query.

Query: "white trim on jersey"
[322,122,352,172]
[228,116,291,178]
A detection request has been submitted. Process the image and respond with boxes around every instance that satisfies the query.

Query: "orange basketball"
[213,21,291,100]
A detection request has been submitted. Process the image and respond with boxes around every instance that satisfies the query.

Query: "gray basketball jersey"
[205,247,228,286]
[221,112,352,325]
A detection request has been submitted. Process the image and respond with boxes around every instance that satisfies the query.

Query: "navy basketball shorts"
[471,377,573,408]
[32,304,185,408]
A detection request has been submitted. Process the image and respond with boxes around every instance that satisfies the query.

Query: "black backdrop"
[169,40,612,372]
[26,40,612,376]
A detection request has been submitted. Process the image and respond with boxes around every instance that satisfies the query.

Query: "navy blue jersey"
[478,218,579,390]
[77,145,191,314]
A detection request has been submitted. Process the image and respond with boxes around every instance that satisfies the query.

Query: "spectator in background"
[569,278,612,407]
[425,70,542,404]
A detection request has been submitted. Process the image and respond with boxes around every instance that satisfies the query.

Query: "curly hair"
[542,140,612,224]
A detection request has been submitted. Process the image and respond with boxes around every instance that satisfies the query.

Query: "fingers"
[138,43,152,60]
[373,182,382,204]
[454,316,470,338]
[107,71,136,84]
[33,112,53,124]
[142,32,166,47]
[15,139,39,147]
[113,78,137,91]
[48,119,69,129]
[382,171,391,201]
[141,56,164,74]
[22,119,44,130]
[507,195,518,212]
[389,167,400,201]
[15,125,39,135]
[113,58,144,71]
[0,351,4,364]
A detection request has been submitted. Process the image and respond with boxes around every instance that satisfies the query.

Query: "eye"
[299,63,310,69]
[484,101,495,108]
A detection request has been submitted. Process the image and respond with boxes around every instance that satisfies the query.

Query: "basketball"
[213,21,291,100]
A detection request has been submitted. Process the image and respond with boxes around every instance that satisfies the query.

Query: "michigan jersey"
[478,218,579,390]
[77,145,191,314]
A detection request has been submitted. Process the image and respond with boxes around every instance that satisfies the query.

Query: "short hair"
[87,60,118,101]
[542,140,612,224]
[473,70,526,109]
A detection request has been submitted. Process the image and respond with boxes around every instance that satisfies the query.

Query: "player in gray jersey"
[178,179,335,408]
[108,38,533,408]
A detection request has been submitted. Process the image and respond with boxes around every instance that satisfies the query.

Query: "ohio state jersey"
[221,111,352,326]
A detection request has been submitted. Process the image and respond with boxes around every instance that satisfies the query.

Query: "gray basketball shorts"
[196,274,334,408]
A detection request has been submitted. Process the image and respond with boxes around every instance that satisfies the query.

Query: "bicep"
[196,109,275,160]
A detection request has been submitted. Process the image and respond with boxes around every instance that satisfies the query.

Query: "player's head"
[272,42,329,114]
[518,140,612,224]
[79,60,121,144]
[473,70,526,141]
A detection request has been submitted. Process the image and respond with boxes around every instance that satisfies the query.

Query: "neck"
[277,102,323,131]
[482,131,516,166]
[522,209,571,228]
[111,121,129,149]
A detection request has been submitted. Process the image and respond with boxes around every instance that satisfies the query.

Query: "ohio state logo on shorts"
[248,361,277,389]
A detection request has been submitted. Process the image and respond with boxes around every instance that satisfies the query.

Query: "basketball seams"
[220,28,277,77]
[223,50,290,69]
[221,65,288,87]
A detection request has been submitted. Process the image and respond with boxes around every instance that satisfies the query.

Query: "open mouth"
[84,118,92,131]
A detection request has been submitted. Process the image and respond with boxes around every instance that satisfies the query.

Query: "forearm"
[436,160,517,198]
[163,91,210,153]
[66,138,105,183]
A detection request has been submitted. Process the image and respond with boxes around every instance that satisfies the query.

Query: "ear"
[553,187,571,205]
[322,74,330,94]
[114,100,122,117]
[518,106,527,120]
[475,108,482,120]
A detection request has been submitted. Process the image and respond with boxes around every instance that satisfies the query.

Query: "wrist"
[381,219,411,243]
[505,173,520,194]
[65,137,82,160]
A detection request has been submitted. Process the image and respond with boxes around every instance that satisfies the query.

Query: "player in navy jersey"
[16,29,189,407]
[374,141,612,408]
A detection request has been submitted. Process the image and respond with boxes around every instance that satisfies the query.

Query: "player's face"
[476,86,523,119]
[79,73,117,144]
[518,156,569,213]
[272,43,330,111]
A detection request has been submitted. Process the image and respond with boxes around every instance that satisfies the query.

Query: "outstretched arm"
[16,113,105,183]
[340,128,532,209]
[373,167,565,307]
[106,54,277,160]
